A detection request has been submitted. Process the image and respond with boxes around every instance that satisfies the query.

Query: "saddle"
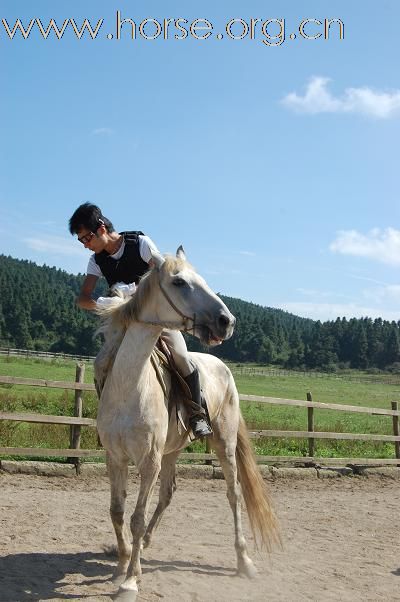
[150,339,204,437]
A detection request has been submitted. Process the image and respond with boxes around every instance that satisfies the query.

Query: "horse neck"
[113,321,163,384]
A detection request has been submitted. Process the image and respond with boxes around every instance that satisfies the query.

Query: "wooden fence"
[1,365,400,469]
[3,347,400,385]
[232,364,400,385]
[0,347,94,362]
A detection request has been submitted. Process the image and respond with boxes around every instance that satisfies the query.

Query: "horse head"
[150,246,236,346]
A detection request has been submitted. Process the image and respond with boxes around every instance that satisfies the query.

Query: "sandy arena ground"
[0,469,399,602]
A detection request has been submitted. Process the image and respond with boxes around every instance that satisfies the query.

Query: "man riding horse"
[69,202,212,438]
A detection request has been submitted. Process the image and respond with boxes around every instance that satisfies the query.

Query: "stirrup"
[189,416,213,439]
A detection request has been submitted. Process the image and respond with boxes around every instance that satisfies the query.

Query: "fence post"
[69,362,85,474]
[307,391,314,458]
[391,401,400,462]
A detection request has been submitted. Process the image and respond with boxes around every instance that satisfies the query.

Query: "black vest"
[94,231,149,287]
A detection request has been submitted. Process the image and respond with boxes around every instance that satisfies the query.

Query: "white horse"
[96,247,279,600]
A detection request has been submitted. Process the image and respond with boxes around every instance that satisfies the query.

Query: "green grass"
[232,370,400,459]
[1,356,400,461]
[0,355,95,385]
[0,356,99,454]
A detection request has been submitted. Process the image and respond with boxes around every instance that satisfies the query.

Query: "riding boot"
[183,368,213,438]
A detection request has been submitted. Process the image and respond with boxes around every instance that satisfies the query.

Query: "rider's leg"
[94,344,110,398]
[94,328,125,398]
[160,330,212,438]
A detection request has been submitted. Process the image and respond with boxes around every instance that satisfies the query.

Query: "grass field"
[1,356,400,460]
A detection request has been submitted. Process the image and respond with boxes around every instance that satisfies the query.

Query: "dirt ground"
[0,470,399,602]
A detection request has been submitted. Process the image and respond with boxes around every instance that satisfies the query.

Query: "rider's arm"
[77,274,99,310]
[139,235,159,269]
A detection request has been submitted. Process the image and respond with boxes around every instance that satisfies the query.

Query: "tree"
[351,323,369,369]
[2,254,399,371]
[257,336,276,364]
[285,326,305,368]
[383,324,400,367]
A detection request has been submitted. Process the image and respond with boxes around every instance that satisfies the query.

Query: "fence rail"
[1,368,399,468]
[0,412,96,426]
[231,365,400,385]
[0,347,94,362]
[240,394,400,416]
[3,346,400,384]
[0,375,95,391]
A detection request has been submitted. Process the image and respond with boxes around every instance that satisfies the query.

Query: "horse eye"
[172,278,187,287]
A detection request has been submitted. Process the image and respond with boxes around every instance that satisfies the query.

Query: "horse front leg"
[106,453,132,581]
[143,450,179,549]
[117,453,161,599]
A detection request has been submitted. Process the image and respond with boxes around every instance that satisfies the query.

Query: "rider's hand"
[111,282,136,298]
[96,296,117,308]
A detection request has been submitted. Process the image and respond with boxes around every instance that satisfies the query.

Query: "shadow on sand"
[0,550,236,601]
[0,551,113,601]
[142,556,235,578]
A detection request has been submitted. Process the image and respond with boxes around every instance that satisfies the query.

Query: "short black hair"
[69,202,114,235]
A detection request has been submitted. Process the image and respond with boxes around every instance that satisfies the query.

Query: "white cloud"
[23,235,87,258]
[91,127,114,136]
[363,284,400,304]
[385,284,400,298]
[281,301,400,322]
[239,251,256,257]
[346,273,388,286]
[282,76,400,119]
[330,228,400,265]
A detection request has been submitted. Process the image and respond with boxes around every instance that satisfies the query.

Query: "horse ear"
[151,249,165,270]
[176,245,186,261]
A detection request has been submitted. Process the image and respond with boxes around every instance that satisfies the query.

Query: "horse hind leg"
[143,450,179,549]
[106,453,132,581]
[211,426,257,579]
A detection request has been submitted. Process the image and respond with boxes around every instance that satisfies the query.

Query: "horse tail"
[236,413,281,551]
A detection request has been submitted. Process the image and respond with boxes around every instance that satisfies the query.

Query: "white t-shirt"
[87,234,159,279]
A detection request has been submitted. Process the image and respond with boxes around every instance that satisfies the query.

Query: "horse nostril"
[218,314,231,329]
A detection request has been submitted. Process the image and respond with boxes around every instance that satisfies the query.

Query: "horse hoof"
[113,589,138,602]
[237,558,257,579]
[114,578,138,601]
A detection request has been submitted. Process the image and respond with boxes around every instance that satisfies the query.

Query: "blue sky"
[1,1,400,322]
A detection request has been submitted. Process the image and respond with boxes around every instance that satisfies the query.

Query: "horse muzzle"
[199,310,236,346]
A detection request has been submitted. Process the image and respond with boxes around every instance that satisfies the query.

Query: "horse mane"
[96,255,190,333]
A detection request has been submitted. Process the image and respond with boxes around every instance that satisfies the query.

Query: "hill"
[1,254,400,371]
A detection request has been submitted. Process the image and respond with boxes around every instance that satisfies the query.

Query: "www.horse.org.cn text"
[1,14,345,46]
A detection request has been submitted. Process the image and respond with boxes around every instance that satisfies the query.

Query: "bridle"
[136,270,197,334]
[158,279,196,334]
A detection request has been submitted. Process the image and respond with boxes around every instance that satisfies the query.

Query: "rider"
[68,202,212,438]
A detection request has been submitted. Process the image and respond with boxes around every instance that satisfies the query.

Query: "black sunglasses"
[77,219,104,244]
[78,231,96,245]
